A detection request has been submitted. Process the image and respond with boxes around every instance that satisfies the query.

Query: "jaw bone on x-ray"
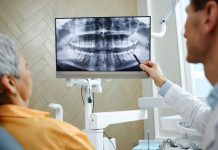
[56,17,150,71]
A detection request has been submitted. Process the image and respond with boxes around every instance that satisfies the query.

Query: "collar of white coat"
[207,83,218,109]
[203,105,218,149]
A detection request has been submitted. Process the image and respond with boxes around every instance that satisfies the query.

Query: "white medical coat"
[163,83,218,150]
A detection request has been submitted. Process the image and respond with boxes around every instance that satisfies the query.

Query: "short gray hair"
[0,33,20,78]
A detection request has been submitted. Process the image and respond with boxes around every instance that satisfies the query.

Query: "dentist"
[140,0,218,149]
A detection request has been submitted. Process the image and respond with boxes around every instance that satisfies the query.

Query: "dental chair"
[0,127,23,150]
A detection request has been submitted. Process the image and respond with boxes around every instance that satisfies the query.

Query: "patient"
[0,33,94,150]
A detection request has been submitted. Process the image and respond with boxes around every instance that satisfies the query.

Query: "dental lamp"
[151,0,180,38]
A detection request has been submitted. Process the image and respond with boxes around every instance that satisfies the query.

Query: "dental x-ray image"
[55,16,151,72]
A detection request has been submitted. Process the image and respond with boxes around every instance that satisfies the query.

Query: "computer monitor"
[55,16,151,78]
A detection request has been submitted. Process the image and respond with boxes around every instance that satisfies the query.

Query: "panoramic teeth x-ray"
[56,17,151,71]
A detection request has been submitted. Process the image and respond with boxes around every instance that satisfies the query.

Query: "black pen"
[133,54,141,65]
[133,54,149,76]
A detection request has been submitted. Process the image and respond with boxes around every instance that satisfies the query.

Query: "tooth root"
[108,52,115,64]
[89,54,97,66]
[99,52,107,62]
[115,53,123,64]
[122,51,128,62]
[115,53,122,64]
[125,52,130,61]
[81,52,87,61]
[105,52,115,70]
[127,51,133,61]
[121,54,126,62]
[83,53,89,64]
[120,52,125,62]
[77,52,82,61]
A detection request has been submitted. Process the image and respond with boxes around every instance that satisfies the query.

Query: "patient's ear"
[0,76,17,95]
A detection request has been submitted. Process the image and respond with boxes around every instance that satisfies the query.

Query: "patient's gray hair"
[0,33,20,78]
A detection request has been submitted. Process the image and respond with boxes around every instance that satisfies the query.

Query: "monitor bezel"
[55,16,151,78]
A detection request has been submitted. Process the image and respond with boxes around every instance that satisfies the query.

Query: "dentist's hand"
[140,61,167,87]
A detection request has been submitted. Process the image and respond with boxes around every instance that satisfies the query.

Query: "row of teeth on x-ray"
[64,48,138,70]
[70,48,135,62]
[61,18,140,32]
[69,39,139,51]
[66,38,142,70]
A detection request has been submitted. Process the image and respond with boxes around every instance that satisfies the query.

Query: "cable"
[166,139,177,147]
[161,0,180,24]
[185,134,201,150]
[86,79,95,113]
[91,78,94,113]
[80,86,85,105]
[92,93,95,113]
[80,79,96,113]
[147,130,150,150]
[164,138,190,149]
[103,132,116,150]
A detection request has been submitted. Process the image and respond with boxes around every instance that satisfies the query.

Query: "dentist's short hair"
[191,0,218,11]
[0,34,20,78]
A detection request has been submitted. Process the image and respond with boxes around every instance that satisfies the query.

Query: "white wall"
[137,0,182,139]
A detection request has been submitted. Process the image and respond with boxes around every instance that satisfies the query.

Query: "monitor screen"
[55,16,151,78]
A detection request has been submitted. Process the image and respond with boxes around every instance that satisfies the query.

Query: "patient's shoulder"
[39,117,83,135]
